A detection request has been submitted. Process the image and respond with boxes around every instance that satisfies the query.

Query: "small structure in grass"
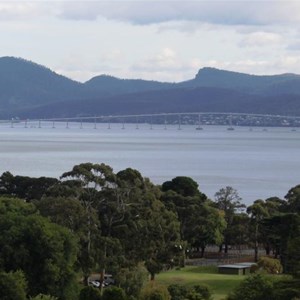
[218,262,256,275]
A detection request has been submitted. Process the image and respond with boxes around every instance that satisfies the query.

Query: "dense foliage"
[0,162,300,299]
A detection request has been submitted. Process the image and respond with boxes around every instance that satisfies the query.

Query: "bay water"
[0,122,299,206]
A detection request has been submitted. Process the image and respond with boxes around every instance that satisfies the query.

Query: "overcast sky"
[1,0,300,82]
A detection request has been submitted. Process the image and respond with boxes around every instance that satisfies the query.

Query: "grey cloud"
[57,1,300,27]
[0,2,57,21]
[287,42,300,51]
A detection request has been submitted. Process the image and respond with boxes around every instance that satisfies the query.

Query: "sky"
[1,0,300,82]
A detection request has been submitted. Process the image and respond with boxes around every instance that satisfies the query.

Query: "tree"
[214,186,245,253]
[79,287,101,300]
[262,213,300,274]
[0,171,58,201]
[102,286,126,300]
[185,204,226,257]
[162,176,204,198]
[115,264,148,298]
[59,162,116,285]
[259,197,285,255]
[247,200,269,261]
[142,200,181,279]
[37,196,99,282]
[284,184,300,213]
[161,177,215,258]
[227,274,276,300]
[94,168,181,281]
[225,213,250,249]
[0,271,27,300]
[0,197,78,299]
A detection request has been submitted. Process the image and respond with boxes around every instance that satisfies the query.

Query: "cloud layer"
[58,1,300,26]
[1,1,300,82]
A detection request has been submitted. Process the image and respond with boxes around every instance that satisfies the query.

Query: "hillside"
[181,67,300,95]
[84,75,174,97]
[1,56,300,119]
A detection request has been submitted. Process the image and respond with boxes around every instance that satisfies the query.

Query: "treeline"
[0,162,299,300]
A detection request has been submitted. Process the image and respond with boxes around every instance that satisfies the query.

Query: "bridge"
[1,112,300,130]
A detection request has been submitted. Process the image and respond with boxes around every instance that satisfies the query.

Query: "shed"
[218,264,251,275]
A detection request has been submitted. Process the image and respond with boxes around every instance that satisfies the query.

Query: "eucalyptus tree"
[0,171,58,201]
[262,213,300,274]
[247,200,269,261]
[252,197,284,256]
[185,203,226,257]
[106,169,181,280]
[161,177,225,257]
[36,196,98,281]
[55,164,181,285]
[0,197,78,299]
[284,184,300,213]
[226,213,250,249]
[214,186,245,253]
[59,163,116,285]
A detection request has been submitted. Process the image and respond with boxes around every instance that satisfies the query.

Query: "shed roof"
[218,264,248,269]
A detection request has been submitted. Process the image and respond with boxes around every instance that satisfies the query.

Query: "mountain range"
[1,56,300,119]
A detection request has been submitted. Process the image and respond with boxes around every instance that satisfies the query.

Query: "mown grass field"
[155,265,245,300]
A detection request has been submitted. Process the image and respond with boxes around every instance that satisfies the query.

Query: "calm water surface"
[0,122,299,205]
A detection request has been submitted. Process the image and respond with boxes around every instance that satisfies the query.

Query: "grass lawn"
[155,265,245,300]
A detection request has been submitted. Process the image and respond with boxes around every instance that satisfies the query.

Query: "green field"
[155,266,245,300]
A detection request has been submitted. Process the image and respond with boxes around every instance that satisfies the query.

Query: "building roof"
[218,264,249,269]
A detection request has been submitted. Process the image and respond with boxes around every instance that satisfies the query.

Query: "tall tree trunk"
[83,274,89,286]
[225,242,228,254]
[219,244,223,253]
[254,223,259,262]
[150,273,155,281]
[200,246,205,258]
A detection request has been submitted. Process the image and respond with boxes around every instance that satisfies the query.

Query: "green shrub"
[0,270,27,300]
[227,273,275,300]
[257,256,283,274]
[102,286,126,300]
[168,284,212,300]
[30,294,58,300]
[140,283,171,300]
[168,284,189,300]
[273,278,300,300]
[115,264,148,298]
[193,284,212,300]
[250,264,259,273]
[79,286,101,300]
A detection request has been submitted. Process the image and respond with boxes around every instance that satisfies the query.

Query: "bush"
[168,284,212,300]
[0,270,27,300]
[115,264,148,298]
[140,283,171,300]
[273,278,300,300]
[168,284,189,300]
[102,286,126,300]
[249,264,259,273]
[30,295,58,300]
[79,286,101,300]
[227,273,275,300]
[193,284,212,300]
[257,256,283,274]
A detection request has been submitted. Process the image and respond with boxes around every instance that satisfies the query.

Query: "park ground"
[156,265,245,300]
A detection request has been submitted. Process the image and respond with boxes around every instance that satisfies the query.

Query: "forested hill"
[1,56,300,119]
